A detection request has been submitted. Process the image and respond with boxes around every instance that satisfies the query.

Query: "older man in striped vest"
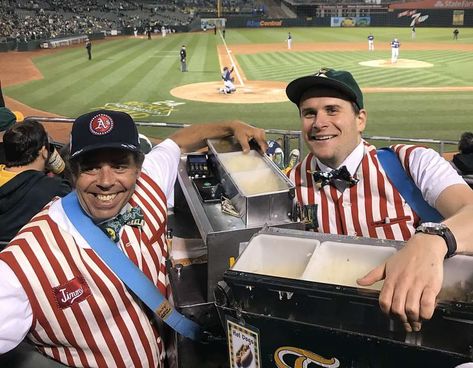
[0,110,267,367]
[285,68,473,333]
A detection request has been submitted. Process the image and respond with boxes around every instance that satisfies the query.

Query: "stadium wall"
[222,8,473,28]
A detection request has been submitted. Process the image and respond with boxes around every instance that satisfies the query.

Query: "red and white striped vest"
[0,173,168,368]
[288,142,422,241]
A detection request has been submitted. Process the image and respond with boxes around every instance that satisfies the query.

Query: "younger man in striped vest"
[0,110,267,367]
[285,68,473,333]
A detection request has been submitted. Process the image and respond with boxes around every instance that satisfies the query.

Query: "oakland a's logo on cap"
[314,68,330,78]
[89,114,114,135]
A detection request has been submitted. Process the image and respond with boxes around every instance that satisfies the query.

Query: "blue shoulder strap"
[377,147,443,223]
[62,192,202,341]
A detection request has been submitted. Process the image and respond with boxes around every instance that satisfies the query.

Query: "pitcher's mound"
[170,81,288,104]
[359,59,433,68]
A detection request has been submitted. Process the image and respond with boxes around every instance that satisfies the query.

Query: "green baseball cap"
[0,107,16,132]
[286,68,364,109]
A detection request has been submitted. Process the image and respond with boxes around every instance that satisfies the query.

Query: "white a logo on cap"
[314,68,329,78]
[89,114,114,135]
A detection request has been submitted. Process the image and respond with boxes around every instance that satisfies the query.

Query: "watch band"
[415,224,457,258]
[442,227,457,258]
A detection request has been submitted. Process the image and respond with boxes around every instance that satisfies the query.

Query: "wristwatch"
[415,222,457,258]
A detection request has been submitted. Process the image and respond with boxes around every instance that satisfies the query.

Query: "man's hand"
[357,235,445,332]
[170,120,267,154]
[230,120,267,153]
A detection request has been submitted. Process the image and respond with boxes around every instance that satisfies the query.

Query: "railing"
[24,116,304,164]
[363,135,458,156]
[25,116,457,160]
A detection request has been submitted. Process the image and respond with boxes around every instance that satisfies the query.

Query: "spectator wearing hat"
[451,132,473,187]
[285,67,473,332]
[0,80,18,164]
[0,109,266,366]
[0,120,71,244]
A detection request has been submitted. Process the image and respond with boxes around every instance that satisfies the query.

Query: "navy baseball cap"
[286,68,364,109]
[70,110,140,158]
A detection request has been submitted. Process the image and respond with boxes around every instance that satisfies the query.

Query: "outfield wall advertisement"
[330,17,371,27]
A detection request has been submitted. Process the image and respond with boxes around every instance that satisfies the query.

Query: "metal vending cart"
[167,138,303,367]
[216,227,473,368]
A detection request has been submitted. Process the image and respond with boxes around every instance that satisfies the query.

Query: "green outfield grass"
[4,27,473,150]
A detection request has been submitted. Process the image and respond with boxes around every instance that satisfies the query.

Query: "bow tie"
[308,165,359,188]
[99,206,145,242]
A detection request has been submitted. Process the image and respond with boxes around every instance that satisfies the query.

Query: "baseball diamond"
[1,27,473,146]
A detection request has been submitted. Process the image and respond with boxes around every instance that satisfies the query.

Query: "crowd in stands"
[0,0,262,42]
[0,0,130,41]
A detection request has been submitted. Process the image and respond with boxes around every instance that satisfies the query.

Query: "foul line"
[219,31,245,87]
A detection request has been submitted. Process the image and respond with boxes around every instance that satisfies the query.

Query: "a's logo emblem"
[53,276,91,309]
[274,346,340,368]
[89,114,114,135]
[314,68,330,78]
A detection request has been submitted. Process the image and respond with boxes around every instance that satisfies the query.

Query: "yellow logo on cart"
[274,346,340,368]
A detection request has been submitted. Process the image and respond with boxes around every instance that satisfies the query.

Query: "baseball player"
[180,45,187,72]
[453,28,459,40]
[221,66,236,94]
[85,38,92,60]
[367,34,374,51]
[287,32,292,50]
[391,38,400,63]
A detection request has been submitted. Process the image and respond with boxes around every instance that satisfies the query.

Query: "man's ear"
[356,109,367,133]
[40,145,49,160]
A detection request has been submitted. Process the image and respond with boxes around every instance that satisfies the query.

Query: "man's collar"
[315,141,365,176]
[50,197,134,249]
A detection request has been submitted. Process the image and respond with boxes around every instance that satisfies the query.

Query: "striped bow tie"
[308,165,359,188]
[99,206,145,242]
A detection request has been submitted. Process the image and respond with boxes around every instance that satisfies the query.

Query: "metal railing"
[25,116,458,157]
[24,116,305,162]
[363,135,458,155]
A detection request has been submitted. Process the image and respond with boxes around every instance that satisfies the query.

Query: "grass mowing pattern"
[4,27,473,146]
[240,50,473,87]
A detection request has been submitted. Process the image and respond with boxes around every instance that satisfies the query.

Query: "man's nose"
[96,166,114,187]
[312,113,326,129]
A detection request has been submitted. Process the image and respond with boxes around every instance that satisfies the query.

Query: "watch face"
[422,222,446,230]
[419,222,446,234]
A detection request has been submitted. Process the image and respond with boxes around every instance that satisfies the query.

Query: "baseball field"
[1,26,473,151]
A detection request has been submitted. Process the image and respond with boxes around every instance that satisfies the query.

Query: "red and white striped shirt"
[0,139,181,367]
[288,141,465,241]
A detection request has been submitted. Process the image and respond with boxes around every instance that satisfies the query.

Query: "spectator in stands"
[285,67,473,332]
[0,81,17,164]
[451,132,473,187]
[0,109,266,365]
[0,120,71,244]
